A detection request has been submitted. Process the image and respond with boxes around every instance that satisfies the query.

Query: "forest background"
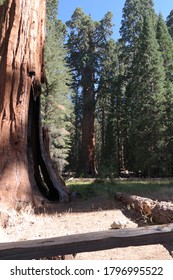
[43,0,173,179]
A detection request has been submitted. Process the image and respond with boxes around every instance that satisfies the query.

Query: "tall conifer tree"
[166,10,173,40]
[157,14,173,175]
[118,0,156,171]
[66,8,113,176]
[96,39,119,174]
[156,14,173,77]
[120,0,155,69]
[42,0,72,174]
[127,14,166,176]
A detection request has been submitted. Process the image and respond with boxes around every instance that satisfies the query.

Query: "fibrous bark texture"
[0,0,68,209]
[115,192,173,224]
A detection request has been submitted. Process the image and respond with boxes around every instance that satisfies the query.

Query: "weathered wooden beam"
[0,224,173,260]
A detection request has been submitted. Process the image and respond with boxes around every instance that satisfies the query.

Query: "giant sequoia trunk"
[0,0,68,210]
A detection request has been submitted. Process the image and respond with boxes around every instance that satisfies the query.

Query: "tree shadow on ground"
[34,193,146,227]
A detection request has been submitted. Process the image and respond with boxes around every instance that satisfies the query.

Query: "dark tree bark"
[81,66,97,176]
[0,0,69,210]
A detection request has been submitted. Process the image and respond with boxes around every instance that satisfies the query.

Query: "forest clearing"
[1,178,173,259]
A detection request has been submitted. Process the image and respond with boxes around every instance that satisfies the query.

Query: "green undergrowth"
[66,178,173,201]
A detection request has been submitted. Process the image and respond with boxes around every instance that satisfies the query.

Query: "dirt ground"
[1,194,173,260]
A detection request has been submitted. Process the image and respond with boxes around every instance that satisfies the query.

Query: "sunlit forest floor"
[1,178,173,259]
[67,177,173,202]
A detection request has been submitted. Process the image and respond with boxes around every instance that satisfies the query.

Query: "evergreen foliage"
[127,14,166,176]
[120,0,155,69]
[42,0,73,175]
[0,0,5,6]
[157,14,173,175]
[42,1,173,178]
[116,0,157,175]
[66,8,113,175]
[156,14,173,77]
[166,9,173,40]
[96,39,120,174]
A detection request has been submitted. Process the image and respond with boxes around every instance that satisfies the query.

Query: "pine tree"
[166,10,173,40]
[120,0,155,68]
[118,0,156,172]
[127,14,166,176]
[96,39,120,175]
[156,14,173,77]
[42,0,73,175]
[67,86,83,174]
[157,14,173,175]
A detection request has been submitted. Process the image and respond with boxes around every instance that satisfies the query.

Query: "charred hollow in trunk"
[28,92,58,200]
[28,90,69,202]
[0,0,69,209]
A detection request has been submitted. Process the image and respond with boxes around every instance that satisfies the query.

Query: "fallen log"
[115,192,173,224]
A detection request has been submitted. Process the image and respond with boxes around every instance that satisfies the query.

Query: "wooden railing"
[0,223,173,259]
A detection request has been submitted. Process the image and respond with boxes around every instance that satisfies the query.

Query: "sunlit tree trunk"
[0,0,68,210]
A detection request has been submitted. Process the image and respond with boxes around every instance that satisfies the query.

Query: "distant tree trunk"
[81,67,97,176]
[0,0,68,210]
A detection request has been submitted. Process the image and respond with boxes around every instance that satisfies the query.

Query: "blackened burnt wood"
[0,224,173,259]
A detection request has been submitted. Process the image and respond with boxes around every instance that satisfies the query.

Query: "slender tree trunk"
[101,108,105,162]
[0,0,68,210]
[81,67,97,176]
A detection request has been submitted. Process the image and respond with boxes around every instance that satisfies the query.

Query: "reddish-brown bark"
[0,0,68,209]
[81,67,97,176]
